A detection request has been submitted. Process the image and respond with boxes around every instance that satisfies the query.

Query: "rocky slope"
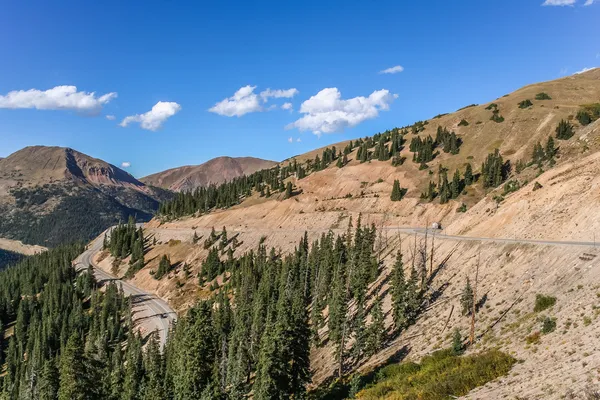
[140,156,276,192]
[0,146,172,247]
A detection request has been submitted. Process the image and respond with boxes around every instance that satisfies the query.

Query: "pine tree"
[545,136,556,163]
[142,333,164,400]
[461,278,474,316]
[452,328,464,355]
[285,182,293,199]
[390,251,408,330]
[58,333,89,400]
[365,298,385,356]
[450,169,461,199]
[555,119,574,140]
[38,359,59,400]
[390,180,404,202]
[464,163,473,186]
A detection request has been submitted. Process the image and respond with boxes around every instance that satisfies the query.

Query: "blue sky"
[0,0,598,178]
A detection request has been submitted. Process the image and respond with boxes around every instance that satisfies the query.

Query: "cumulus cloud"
[121,162,131,168]
[106,114,116,121]
[542,0,576,5]
[260,88,299,101]
[296,138,301,142]
[584,0,595,4]
[574,66,598,74]
[209,85,261,117]
[120,101,181,131]
[282,102,293,111]
[288,137,293,143]
[0,85,117,114]
[286,88,397,135]
[379,65,404,74]
[209,86,299,117]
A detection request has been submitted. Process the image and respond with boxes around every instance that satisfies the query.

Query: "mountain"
[0,146,172,247]
[140,156,277,192]
[91,69,600,398]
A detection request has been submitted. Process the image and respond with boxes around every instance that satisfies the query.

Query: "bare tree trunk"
[430,230,436,276]
[470,248,481,345]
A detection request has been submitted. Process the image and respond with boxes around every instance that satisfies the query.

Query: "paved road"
[74,229,177,348]
[389,227,599,248]
[151,225,599,249]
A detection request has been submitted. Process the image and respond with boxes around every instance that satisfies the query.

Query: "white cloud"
[209,86,299,117]
[286,88,397,135]
[106,114,116,121]
[584,0,595,5]
[208,85,261,117]
[260,88,299,101]
[574,66,598,74]
[379,65,404,74]
[121,162,131,168]
[0,85,117,114]
[296,138,301,142]
[282,102,293,111]
[542,0,576,5]
[288,137,293,143]
[120,101,181,131]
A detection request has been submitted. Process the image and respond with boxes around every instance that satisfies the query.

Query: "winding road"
[74,229,177,348]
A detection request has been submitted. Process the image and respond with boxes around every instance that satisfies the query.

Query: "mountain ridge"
[0,145,172,247]
[140,156,277,192]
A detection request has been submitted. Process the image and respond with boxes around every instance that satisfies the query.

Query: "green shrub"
[577,110,592,126]
[555,119,574,140]
[533,181,543,191]
[518,99,533,109]
[541,317,556,334]
[490,113,505,123]
[458,119,469,127]
[535,92,552,100]
[502,180,521,195]
[356,349,515,399]
[534,294,556,312]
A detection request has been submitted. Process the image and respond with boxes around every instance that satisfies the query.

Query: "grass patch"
[534,294,556,312]
[356,349,516,400]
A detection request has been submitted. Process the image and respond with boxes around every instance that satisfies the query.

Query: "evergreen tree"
[38,359,59,400]
[390,180,405,202]
[545,136,556,163]
[58,333,89,400]
[365,298,385,356]
[464,163,473,186]
[452,328,464,355]
[481,149,506,188]
[461,278,474,316]
[285,182,293,199]
[555,119,574,140]
[390,251,408,330]
[450,169,461,199]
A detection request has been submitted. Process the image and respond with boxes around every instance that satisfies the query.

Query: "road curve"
[74,228,177,349]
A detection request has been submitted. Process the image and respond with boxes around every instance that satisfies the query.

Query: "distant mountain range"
[0,146,276,247]
[140,156,277,192]
[0,146,172,247]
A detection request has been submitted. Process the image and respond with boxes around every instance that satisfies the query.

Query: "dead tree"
[470,247,481,345]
